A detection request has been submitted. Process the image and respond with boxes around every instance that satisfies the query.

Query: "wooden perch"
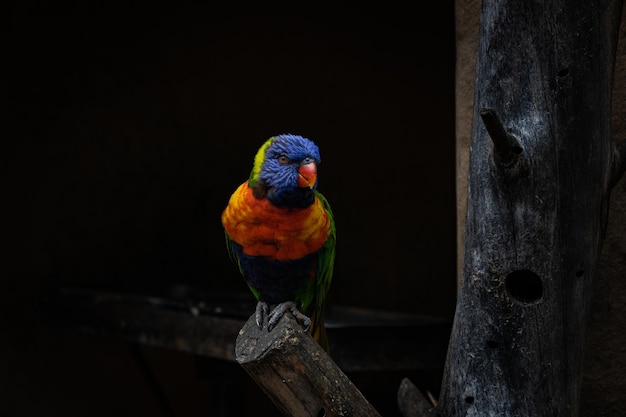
[397,378,436,417]
[235,312,382,417]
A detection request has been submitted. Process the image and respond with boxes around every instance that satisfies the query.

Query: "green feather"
[311,190,336,336]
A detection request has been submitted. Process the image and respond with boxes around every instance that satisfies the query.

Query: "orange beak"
[297,162,317,189]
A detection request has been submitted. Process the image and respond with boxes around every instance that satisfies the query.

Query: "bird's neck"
[252,180,315,208]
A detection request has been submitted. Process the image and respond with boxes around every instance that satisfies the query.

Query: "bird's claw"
[267,301,312,332]
[255,301,270,329]
[255,301,311,332]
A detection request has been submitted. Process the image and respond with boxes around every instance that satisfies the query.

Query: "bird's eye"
[278,155,290,165]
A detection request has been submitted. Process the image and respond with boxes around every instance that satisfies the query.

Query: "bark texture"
[236,313,382,417]
[443,0,624,416]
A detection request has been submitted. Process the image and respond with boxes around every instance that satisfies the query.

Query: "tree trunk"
[439,0,625,416]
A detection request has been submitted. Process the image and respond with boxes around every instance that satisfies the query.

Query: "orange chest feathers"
[221,183,331,261]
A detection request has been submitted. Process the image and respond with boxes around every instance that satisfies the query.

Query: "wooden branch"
[235,312,382,417]
[480,107,523,167]
[397,378,436,417]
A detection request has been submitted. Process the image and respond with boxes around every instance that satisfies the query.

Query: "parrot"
[221,133,336,351]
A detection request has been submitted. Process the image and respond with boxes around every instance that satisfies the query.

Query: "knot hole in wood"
[505,269,543,304]
[557,67,570,77]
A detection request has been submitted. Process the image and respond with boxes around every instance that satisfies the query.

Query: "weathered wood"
[42,286,246,360]
[235,312,382,417]
[439,1,624,416]
[42,286,450,372]
[610,139,626,186]
[397,378,436,417]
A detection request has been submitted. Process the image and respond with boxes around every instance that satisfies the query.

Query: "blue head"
[249,134,321,207]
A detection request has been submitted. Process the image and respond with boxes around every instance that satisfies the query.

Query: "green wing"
[313,190,336,321]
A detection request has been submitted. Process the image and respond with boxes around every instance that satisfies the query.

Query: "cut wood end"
[235,311,308,364]
[235,312,383,417]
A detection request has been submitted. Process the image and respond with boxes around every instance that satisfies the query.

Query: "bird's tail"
[310,310,329,353]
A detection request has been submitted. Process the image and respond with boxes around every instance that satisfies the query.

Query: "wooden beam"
[42,286,450,373]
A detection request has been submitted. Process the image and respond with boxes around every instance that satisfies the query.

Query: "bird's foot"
[255,301,271,329]
[267,301,311,332]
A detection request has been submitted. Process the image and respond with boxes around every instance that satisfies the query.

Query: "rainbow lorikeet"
[221,134,336,351]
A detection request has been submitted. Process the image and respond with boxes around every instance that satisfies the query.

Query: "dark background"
[4,2,456,416]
